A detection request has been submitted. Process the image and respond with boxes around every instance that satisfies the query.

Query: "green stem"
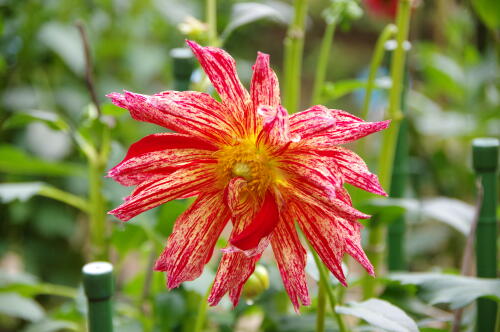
[38,185,90,213]
[206,0,217,46]
[283,0,309,113]
[360,24,397,120]
[310,247,348,332]
[378,0,411,190]
[193,284,212,332]
[89,156,107,261]
[362,216,384,299]
[316,273,326,332]
[311,21,336,105]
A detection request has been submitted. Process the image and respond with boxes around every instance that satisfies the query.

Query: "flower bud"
[242,265,270,300]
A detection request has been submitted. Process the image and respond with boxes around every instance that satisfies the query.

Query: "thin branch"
[76,21,101,116]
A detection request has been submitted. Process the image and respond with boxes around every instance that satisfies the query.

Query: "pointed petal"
[298,108,390,148]
[154,192,231,288]
[271,210,310,311]
[230,190,279,251]
[318,147,387,196]
[208,252,260,307]
[291,201,347,286]
[186,40,251,132]
[251,52,280,109]
[107,90,233,142]
[108,133,217,186]
[344,220,374,276]
[289,105,336,139]
[109,165,216,221]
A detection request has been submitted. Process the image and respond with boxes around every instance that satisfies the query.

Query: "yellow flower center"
[215,138,281,194]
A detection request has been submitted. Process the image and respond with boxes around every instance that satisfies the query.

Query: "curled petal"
[208,252,260,307]
[318,147,387,196]
[187,40,251,131]
[224,177,251,217]
[109,133,217,186]
[291,201,347,286]
[230,190,279,251]
[107,90,233,142]
[257,105,290,146]
[251,52,280,116]
[154,192,231,289]
[271,210,310,311]
[289,105,336,139]
[109,165,216,221]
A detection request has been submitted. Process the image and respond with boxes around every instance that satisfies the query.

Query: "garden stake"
[83,262,114,332]
[472,138,498,332]
[387,63,409,271]
[170,48,195,91]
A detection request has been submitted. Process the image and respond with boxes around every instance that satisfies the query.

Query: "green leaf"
[471,0,500,29]
[0,145,85,177]
[221,2,290,40]
[0,269,77,298]
[0,182,44,203]
[336,298,419,332]
[0,292,45,322]
[111,223,147,254]
[388,273,500,309]
[3,110,69,132]
[22,320,79,332]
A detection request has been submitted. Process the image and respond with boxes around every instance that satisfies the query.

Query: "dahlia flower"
[107,40,389,310]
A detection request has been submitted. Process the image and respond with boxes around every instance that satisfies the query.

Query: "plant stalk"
[206,0,217,46]
[193,284,212,332]
[311,21,336,105]
[38,185,90,213]
[315,273,326,332]
[89,157,107,261]
[283,0,309,113]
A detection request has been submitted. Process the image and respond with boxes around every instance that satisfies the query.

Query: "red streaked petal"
[230,190,279,251]
[289,105,336,139]
[291,201,347,286]
[317,147,387,196]
[251,52,280,109]
[271,210,310,311]
[303,118,390,148]
[107,90,233,142]
[154,192,231,288]
[109,165,216,221]
[344,220,374,276]
[186,40,251,132]
[256,105,291,146]
[208,252,260,307]
[108,133,217,186]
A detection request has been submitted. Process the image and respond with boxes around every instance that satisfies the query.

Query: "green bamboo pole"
[472,138,498,332]
[387,63,409,271]
[83,262,114,332]
[283,0,309,113]
[170,48,195,91]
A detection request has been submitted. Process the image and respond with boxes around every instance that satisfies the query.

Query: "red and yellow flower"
[107,40,389,310]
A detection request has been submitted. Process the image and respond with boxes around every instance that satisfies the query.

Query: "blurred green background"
[0,0,499,331]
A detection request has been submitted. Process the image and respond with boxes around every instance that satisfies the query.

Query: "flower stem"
[38,185,90,213]
[206,0,218,46]
[360,24,397,120]
[193,283,212,332]
[311,21,336,105]
[378,0,411,190]
[315,273,326,332]
[363,0,412,300]
[283,0,309,113]
[89,155,107,261]
[309,246,348,332]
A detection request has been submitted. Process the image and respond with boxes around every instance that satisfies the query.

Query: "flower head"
[107,40,389,311]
